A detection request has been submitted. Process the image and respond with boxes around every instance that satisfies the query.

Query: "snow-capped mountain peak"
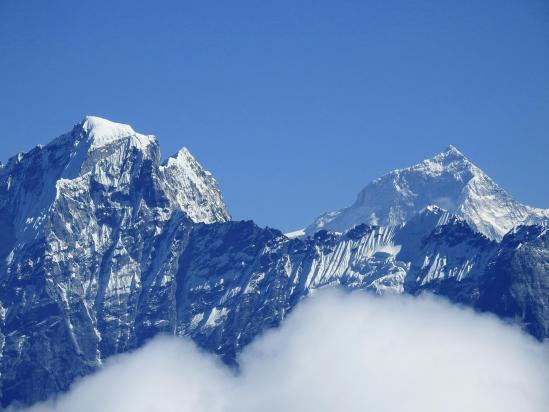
[306,146,549,240]
[438,144,466,159]
[0,116,230,247]
[164,147,199,169]
[81,115,156,151]
[391,144,476,181]
[159,147,230,223]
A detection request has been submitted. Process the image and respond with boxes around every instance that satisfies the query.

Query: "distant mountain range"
[0,116,547,408]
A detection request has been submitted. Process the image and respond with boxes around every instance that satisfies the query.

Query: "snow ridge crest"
[81,115,156,151]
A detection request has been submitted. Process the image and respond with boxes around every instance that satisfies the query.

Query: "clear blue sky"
[1,0,548,231]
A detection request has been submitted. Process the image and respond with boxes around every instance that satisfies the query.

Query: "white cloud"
[17,290,549,412]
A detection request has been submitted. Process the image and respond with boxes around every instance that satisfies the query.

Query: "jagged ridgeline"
[0,116,547,408]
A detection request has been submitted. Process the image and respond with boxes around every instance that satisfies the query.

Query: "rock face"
[306,145,549,240]
[0,118,547,408]
[478,225,549,340]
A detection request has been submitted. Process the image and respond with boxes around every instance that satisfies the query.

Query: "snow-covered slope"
[306,146,549,240]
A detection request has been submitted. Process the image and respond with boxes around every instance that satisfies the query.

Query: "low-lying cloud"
[18,290,549,412]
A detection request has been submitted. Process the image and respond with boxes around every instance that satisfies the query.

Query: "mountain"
[0,118,547,408]
[0,116,229,407]
[305,145,549,240]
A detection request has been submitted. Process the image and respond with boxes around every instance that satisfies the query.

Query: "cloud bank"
[18,291,549,412]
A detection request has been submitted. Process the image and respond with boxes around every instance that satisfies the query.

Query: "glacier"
[0,117,547,408]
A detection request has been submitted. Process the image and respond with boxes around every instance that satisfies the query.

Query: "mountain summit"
[306,146,549,240]
[81,115,156,151]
